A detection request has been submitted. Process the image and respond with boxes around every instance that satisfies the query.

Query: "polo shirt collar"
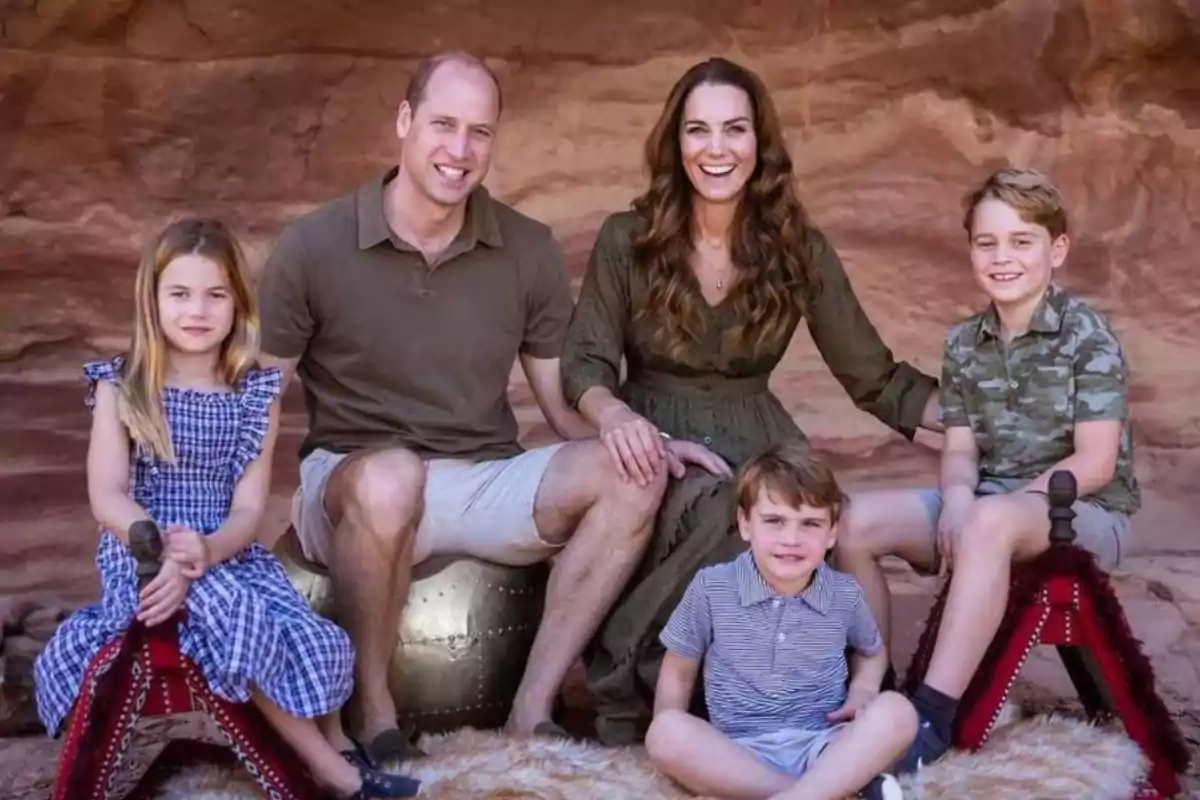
[734,551,832,615]
[976,281,1067,343]
[356,167,504,252]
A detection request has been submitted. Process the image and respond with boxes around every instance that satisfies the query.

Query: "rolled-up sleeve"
[802,227,938,440]
[560,214,633,408]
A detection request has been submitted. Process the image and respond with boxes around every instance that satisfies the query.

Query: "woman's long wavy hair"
[118,217,260,463]
[631,57,818,361]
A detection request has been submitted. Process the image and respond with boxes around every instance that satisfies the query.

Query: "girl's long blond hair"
[117,217,260,462]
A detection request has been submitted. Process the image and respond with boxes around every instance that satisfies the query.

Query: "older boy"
[645,441,916,800]
[834,167,1139,771]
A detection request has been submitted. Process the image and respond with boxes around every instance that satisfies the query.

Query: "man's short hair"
[404,51,503,116]
[962,167,1068,239]
[733,440,847,523]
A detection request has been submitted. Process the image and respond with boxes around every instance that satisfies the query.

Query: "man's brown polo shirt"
[258,167,574,462]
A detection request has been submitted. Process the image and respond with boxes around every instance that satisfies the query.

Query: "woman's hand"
[137,558,193,627]
[164,524,210,579]
[664,440,733,479]
[596,404,667,486]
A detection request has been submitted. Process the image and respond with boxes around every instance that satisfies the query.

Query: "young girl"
[33,218,420,799]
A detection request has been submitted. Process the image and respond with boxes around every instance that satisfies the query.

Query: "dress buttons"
[777,632,786,642]
[419,288,435,299]
[703,436,712,444]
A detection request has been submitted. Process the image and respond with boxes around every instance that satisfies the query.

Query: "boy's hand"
[827,686,878,722]
[164,524,210,579]
[137,557,192,627]
[936,489,974,573]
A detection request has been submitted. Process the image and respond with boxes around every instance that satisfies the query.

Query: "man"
[257,52,680,764]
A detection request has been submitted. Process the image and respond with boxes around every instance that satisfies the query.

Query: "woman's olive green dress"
[560,210,937,745]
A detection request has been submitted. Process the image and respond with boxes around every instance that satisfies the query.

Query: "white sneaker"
[861,772,904,800]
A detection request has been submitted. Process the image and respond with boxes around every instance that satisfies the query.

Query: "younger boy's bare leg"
[772,692,917,800]
[645,710,795,799]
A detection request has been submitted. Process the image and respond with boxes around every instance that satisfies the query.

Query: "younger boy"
[645,441,916,800]
[832,167,1139,771]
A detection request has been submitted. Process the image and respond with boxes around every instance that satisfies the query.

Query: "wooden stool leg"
[53,639,125,800]
[53,635,156,800]
[1073,594,1183,798]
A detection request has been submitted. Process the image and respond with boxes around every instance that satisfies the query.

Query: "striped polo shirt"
[660,552,882,739]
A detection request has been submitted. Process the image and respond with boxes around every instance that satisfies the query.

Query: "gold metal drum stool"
[274,527,549,735]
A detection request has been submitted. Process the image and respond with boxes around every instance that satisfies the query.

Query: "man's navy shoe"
[893,717,951,775]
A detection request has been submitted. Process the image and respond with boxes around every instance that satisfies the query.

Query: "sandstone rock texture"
[1,0,1198,771]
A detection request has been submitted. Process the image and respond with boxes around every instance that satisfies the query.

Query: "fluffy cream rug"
[146,709,1147,799]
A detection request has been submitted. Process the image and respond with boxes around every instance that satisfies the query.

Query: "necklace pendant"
[716,278,725,289]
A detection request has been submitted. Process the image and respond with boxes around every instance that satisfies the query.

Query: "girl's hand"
[164,524,210,579]
[137,558,192,627]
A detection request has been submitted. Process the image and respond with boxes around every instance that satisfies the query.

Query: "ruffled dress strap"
[83,354,126,409]
[231,366,283,482]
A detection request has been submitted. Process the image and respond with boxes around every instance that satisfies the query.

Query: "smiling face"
[679,81,758,206]
[156,252,235,357]
[738,488,837,595]
[969,197,1069,314]
[395,59,500,208]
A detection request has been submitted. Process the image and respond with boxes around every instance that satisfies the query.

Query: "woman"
[560,57,942,746]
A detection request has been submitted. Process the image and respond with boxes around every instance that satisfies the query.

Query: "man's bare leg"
[922,493,1051,697]
[324,449,426,748]
[644,709,795,799]
[834,489,940,649]
[775,693,917,800]
[505,440,667,735]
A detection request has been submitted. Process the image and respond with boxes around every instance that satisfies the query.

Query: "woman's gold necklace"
[696,247,733,292]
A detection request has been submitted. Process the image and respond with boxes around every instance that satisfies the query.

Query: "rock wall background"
[2,0,1198,637]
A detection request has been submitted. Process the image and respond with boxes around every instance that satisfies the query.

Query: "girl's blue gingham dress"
[34,355,355,736]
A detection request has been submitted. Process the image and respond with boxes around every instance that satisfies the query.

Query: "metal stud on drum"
[274,527,548,734]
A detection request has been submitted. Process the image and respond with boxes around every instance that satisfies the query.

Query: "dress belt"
[626,370,771,397]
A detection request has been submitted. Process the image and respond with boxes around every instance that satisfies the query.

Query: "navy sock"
[911,683,958,741]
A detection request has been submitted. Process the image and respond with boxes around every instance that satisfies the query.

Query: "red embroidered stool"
[903,471,1191,799]
[51,609,324,800]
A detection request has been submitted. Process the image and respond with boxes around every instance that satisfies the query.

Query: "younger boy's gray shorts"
[735,724,847,777]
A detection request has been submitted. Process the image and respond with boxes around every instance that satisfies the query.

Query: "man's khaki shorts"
[291,444,568,569]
